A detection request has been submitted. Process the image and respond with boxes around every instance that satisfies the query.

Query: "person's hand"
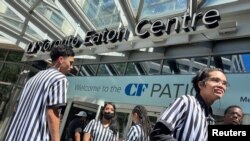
[150,121,177,141]
[150,128,177,141]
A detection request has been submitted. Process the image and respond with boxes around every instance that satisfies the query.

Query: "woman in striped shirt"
[125,105,151,141]
[83,102,119,141]
[150,67,228,141]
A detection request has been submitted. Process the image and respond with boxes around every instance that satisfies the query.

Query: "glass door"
[60,99,99,141]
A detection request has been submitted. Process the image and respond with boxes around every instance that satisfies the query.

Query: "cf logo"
[125,83,148,96]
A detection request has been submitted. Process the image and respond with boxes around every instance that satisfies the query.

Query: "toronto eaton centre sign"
[26,9,221,54]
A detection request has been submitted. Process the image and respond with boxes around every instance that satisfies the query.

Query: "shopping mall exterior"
[0,0,250,140]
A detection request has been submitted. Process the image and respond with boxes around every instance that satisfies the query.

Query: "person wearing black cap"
[68,111,88,141]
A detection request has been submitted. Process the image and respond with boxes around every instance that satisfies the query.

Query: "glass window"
[0,63,21,83]
[0,1,44,40]
[162,59,180,74]
[112,63,126,76]
[34,1,75,35]
[31,60,48,70]
[125,62,138,76]
[0,84,13,118]
[0,2,24,32]
[210,55,247,73]
[0,49,7,61]
[61,102,98,141]
[140,60,161,75]
[129,0,187,19]
[116,112,129,140]
[84,64,99,76]
[76,0,121,29]
[202,0,237,7]
[149,115,158,127]
[17,68,30,86]
[0,62,3,71]
[6,51,23,62]
[241,54,250,72]
[194,57,209,65]
[25,25,44,40]
[162,58,201,75]
[97,64,110,76]
[50,12,64,27]
[74,65,86,76]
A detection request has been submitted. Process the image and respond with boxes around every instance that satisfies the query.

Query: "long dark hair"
[132,105,151,140]
[99,102,119,134]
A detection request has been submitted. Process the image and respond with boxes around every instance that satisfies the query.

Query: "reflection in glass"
[210,55,245,73]
[125,62,138,76]
[0,63,21,83]
[6,51,23,62]
[162,59,177,74]
[0,62,3,71]
[68,54,250,76]
[61,102,98,141]
[87,64,99,76]
[0,49,7,61]
[116,112,129,140]
[0,84,13,118]
[23,0,37,6]
[25,25,43,40]
[97,64,110,76]
[129,0,187,19]
[74,65,95,76]
[241,54,250,72]
[112,63,126,76]
[140,60,161,75]
[34,1,75,35]
[76,0,120,29]
[0,2,24,32]
[203,0,237,7]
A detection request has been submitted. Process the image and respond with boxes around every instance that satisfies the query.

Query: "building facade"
[1,0,250,140]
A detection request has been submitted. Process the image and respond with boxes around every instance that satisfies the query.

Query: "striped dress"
[84,119,118,141]
[157,94,214,141]
[5,68,68,141]
[126,124,150,141]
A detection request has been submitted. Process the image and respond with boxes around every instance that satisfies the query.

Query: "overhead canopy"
[0,0,247,63]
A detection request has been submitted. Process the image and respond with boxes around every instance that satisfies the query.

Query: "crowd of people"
[4,44,245,141]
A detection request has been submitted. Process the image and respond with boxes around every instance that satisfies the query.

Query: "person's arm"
[73,126,83,141]
[150,96,187,141]
[47,107,60,141]
[83,132,91,141]
[150,120,177,141]
[74,132,81,141]
[83,119,95,141]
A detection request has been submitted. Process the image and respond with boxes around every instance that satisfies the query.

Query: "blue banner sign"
[68,74,250,114]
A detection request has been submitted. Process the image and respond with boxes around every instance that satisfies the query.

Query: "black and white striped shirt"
[84,119,118,141]
[5,68,68,141]
[158,94,214,141]
[126,124,149,141]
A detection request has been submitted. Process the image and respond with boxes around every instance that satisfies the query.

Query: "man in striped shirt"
[4,45,75,141]
[150,67,228,141]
